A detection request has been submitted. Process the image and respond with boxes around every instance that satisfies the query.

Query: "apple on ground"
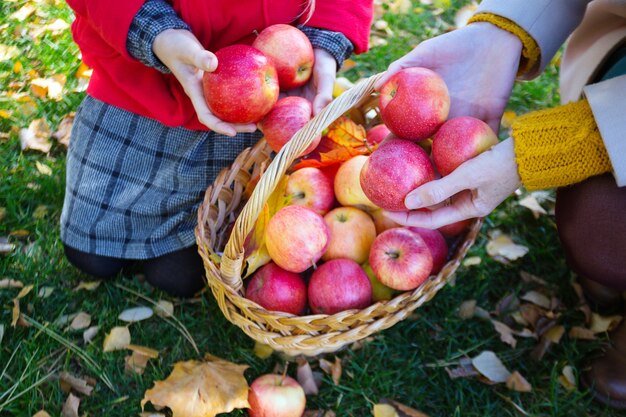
[360,137,435,211]
[432,116,499,176]
[202,44,278,124]
[334,155,378,210]
[258,96,320,156]
[407,227,448,274]
[308,259,372,315]
[369,208,400,234]
[366,124,391,146]
[248,374,306,417]
[246,262,307,315]
[286,167,334,215]
[379,67,450,141]
[252,24,314,90]
[322,207,377,264]
[266,205,330,273]
[439,218,473,237]
[362,262,396,302]
[369,228,433,291]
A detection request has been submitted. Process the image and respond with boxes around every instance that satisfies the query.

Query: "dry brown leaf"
[297,357,320,395]
[492,320,517,348]
[16,284,34,299]
[35,161,53,176]
[0,278,24,288]
[59,372,94,396]
[38,286,54,298]
[61,393,80,417]
[495,294,520,317]
[462,256,481,267]
[486,234,529,261]
[458,299,476,319]
[373,404,399,417]
[52,113,74,147]
[12,299,20,327]
[103,326,131,352]
[118,306,153,322]
[590,313,622,333]
[380,398,431,416]
[569,326,596,340]
[141,356,249,417]
[319,357,342,385]
[473,306,492,320]
[125,351,152,375]
[471,351,511,384]
[83,326,99,344]
[30,18,70,38]
[506,371,532,392]
[520,291,551,309]
[128,344,159,359]
[558,365,576,391]
[10,4,36,21]
[32,411,52,417]
[518,195,547,219]
[520,271,549,286]
[519,303,545,328]
[70,312,91,330]
[0,44,20,61]
[154,300,174,318]
[543,325,565,343]
[20,118,52,153]
[446,357,479,379]
[72,280,101,291]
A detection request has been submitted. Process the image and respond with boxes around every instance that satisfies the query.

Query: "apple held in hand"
[246,262,307,315]
[248,374,306,417]
[308,259,372,314]
[202,45,279,123]
[322,207,377,264]
[432,116,499,176]
[253,24,314,90]
[334,155,378,210]
[286,167,334,215]
[369,228,433,291]
[407,227,448,274]
[360,137,435,211]
[379,67,450,141]
[266,205,330,273]
[258,96,320,156]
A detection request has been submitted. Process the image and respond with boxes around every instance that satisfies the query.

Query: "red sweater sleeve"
[303,0,373,54]
[66,0,144,58]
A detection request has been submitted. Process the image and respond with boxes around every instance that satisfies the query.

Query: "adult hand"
[153,29,257,136]
[385,138,521,229]
[283,48,337,115]
[375,22,523,133]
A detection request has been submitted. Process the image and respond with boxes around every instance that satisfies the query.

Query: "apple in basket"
[369,228,433,291]
[360,137,435,211]
[432,116,499,176]
[286,166,334,215]
[246,262,307,315]
[248,374,306,417]
[379,67,450,141]
[334,155,378,210]
[362,262,396,302]
[202,44,279,123]
[258,96,320,156]
[253,24,314,90]
[308,259,372,315]
[369,208,400,235]
[322,206,377,264]
[265,205,330,273]
[366,123,391,146]
[439,218,473,237]
[407,227,448,274]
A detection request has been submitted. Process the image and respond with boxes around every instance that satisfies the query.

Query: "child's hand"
[153,29,258,136]
[283,48,337,115]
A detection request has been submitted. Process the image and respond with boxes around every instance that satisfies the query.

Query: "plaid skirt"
[60,95,261,259]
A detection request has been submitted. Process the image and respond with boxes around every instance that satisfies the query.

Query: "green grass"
[0,1,621,416]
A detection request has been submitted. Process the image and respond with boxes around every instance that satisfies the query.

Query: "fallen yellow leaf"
[20,118,52,153]
[373,404,399,417]
[506,371,532,392]
[103,326,131,352]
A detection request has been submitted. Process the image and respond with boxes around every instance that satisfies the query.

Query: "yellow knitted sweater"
[468,13,613,190]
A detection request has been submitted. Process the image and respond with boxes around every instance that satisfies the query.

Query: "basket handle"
[219,72,384,291]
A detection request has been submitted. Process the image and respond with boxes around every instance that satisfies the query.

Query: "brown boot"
[582,321,626,409]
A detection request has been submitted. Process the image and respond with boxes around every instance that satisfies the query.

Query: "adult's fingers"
[386,190,477,229]
[404,169,471,209]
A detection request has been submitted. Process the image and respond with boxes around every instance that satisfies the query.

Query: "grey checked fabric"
[60,95,261,259]
[127,0,354,72]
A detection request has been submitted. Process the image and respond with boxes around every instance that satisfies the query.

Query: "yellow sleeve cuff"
[467,13,541,77]
[512,100,613,190]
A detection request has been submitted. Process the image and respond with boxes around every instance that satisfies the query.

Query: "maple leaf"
[141,355,250,417]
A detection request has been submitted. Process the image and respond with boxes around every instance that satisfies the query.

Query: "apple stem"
[311,260,318,270]
[252,29,259,37]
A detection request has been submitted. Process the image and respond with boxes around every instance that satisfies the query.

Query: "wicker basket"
[196,73,482,357]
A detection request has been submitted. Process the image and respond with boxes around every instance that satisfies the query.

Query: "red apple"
[252,24,314,90]
[258,96,320,156]
[407,227,448,274]
[360,137,436,211]
[438,218,472,237]
[286,167,334,215]
[334,155,378,210]
[248,374,306,417]
[369,228,433,291]
[369,209,400,234]
[265,205,329,273]
[246,262,307,315]
[308,259,372,314]
[379,67,450,141]
[322,207,377,264]
[432,116,499,176]
[202,45,279,124]
[366,124,391,146]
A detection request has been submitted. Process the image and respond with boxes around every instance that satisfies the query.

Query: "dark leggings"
[64,245,205,297]
[556,174,626,291]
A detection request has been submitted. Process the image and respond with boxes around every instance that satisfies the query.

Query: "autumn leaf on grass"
[20,118,52,153]
[243,175,291,277]
[141,355,249,417]
[377,398,432,416]
[292,116,369,171]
